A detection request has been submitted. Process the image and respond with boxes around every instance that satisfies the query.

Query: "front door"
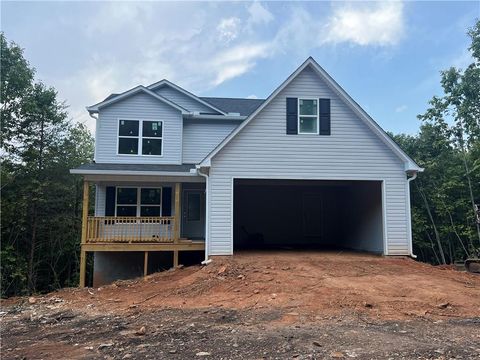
[182,189,205,239]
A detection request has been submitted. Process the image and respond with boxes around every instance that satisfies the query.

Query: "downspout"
[197,166,211,264]
[88,111,99,162]
[406,171,418,258]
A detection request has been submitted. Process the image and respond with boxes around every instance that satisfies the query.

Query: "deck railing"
[85,216,176,243]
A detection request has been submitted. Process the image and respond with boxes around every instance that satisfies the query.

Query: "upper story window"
[118,120,163,156]
[298,98,318,134]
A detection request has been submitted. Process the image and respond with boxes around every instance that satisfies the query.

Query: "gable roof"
[147,79,227,115]
[200,97,265,116]
[87,85,189,114]
[200,57,423,172]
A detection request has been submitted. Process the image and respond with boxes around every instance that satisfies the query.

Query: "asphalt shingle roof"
[200,97,265,116]
[100,93,265,117]
[73,163,196,173]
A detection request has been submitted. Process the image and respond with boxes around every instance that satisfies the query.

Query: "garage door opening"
[233,179,384,253]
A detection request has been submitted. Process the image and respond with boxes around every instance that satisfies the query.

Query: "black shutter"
[162,187,172,216]
[105,186,116,216]
[319,99,331,135]
[286,97,298,135]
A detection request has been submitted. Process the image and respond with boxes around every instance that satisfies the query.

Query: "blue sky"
[2,1,479,134]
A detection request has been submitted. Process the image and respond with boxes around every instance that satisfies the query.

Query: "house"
[71,57,422,287]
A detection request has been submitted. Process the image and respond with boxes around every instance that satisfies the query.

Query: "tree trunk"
[28,203,37,292]
[441,199,470,258]
[417,182,446,264]
[461,148,480,247]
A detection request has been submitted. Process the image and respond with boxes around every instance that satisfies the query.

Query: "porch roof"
[70,163,198,176]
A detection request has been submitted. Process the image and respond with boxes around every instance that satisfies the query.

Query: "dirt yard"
[2,251,480,359]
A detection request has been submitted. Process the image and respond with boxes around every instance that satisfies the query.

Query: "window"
[298,98,318,134]
[142,121,162,156]
[116,188,138,216]
[118,120,163,156]
[116,187,162,217]
[118,120,139,155]
[140,188,161,216]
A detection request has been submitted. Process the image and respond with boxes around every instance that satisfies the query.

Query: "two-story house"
[71,57,422,287]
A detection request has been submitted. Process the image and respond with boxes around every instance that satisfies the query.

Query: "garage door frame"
[230,176,388,255]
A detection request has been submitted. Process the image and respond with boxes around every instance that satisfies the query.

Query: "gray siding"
[154,86,217,114]
[95,93,182,164]
[182,119,241,164]
[208,66,410,256]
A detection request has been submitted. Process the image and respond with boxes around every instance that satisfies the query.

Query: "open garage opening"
[233,179,384,254]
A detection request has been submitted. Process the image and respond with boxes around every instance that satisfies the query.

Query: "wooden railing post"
[173,183,181,267]
[174,183,181,242]
[79,180,89,287]
[81,180,90,244]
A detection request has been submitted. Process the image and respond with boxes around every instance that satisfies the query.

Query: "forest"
[1,20,479,297]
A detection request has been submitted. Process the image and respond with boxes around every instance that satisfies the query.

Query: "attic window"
[118,120,163,156]
[298,98,319,134]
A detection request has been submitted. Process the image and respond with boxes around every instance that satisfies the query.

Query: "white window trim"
[115,186,163,217]
[297,97,319,135]
[116,118,164,157]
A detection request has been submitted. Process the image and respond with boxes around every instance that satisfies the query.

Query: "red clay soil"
[22,251,480,320]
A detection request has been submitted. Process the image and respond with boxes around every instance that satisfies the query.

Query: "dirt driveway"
[2,251,480,359]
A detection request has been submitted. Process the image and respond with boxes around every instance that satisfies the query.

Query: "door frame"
[181,188,206,240]
[230,176,387,255]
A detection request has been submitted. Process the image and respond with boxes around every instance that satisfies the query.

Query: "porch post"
[173,183,181,267]
[144,251,149,278]
[79,179,89,287]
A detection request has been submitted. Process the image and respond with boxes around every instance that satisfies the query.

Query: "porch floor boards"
[81,240,205,252]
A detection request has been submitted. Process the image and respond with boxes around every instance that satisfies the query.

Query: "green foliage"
[394,19,480,264]
[1,33,94,297]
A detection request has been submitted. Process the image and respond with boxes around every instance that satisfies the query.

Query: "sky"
[2,1,479,134]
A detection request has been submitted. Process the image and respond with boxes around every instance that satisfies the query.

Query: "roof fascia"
[200,57,422,172]
[199,57,313,166]
[147,79,228,115]
[86,86,189,114]
[70,169,198,176]
[306,58,422,172]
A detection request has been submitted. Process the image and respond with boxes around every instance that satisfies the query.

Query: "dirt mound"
[12,251,480,321]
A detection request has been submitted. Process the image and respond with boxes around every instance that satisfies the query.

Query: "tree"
[393,20,480,265]
[418,20,480,248]
[1,33,94,296]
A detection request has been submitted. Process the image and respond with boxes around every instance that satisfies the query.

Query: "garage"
[233,179,384,253]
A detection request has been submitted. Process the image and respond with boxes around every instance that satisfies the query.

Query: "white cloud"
[217,17,242,43]
[247,2,274,25]
[395,105,407,113]
[325,2,404,46]
[85,2,154,36]
[25,1,407,134]
[246,94,258,99]
[211,43,271,86]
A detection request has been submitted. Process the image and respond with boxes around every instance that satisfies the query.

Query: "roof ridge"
[200,96,265,101]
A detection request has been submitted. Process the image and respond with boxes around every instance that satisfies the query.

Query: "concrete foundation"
[92,250,204,287]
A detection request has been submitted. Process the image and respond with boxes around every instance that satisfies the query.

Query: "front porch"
[79,177,206,287]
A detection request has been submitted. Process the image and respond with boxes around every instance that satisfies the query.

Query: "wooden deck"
[79,181,204,287]
[81,240,205,252]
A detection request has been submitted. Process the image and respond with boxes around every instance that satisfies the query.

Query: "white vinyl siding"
[182,119,241,164]
[207,66,410,256]
[95,93,182,164]
[154,86,218,114]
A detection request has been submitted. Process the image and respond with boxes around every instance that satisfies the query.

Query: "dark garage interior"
[233,179,384,253]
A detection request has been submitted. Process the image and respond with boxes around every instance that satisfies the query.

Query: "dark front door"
[182,189,205,239]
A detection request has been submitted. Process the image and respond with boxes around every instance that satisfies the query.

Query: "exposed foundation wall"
[92,251,204,287]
